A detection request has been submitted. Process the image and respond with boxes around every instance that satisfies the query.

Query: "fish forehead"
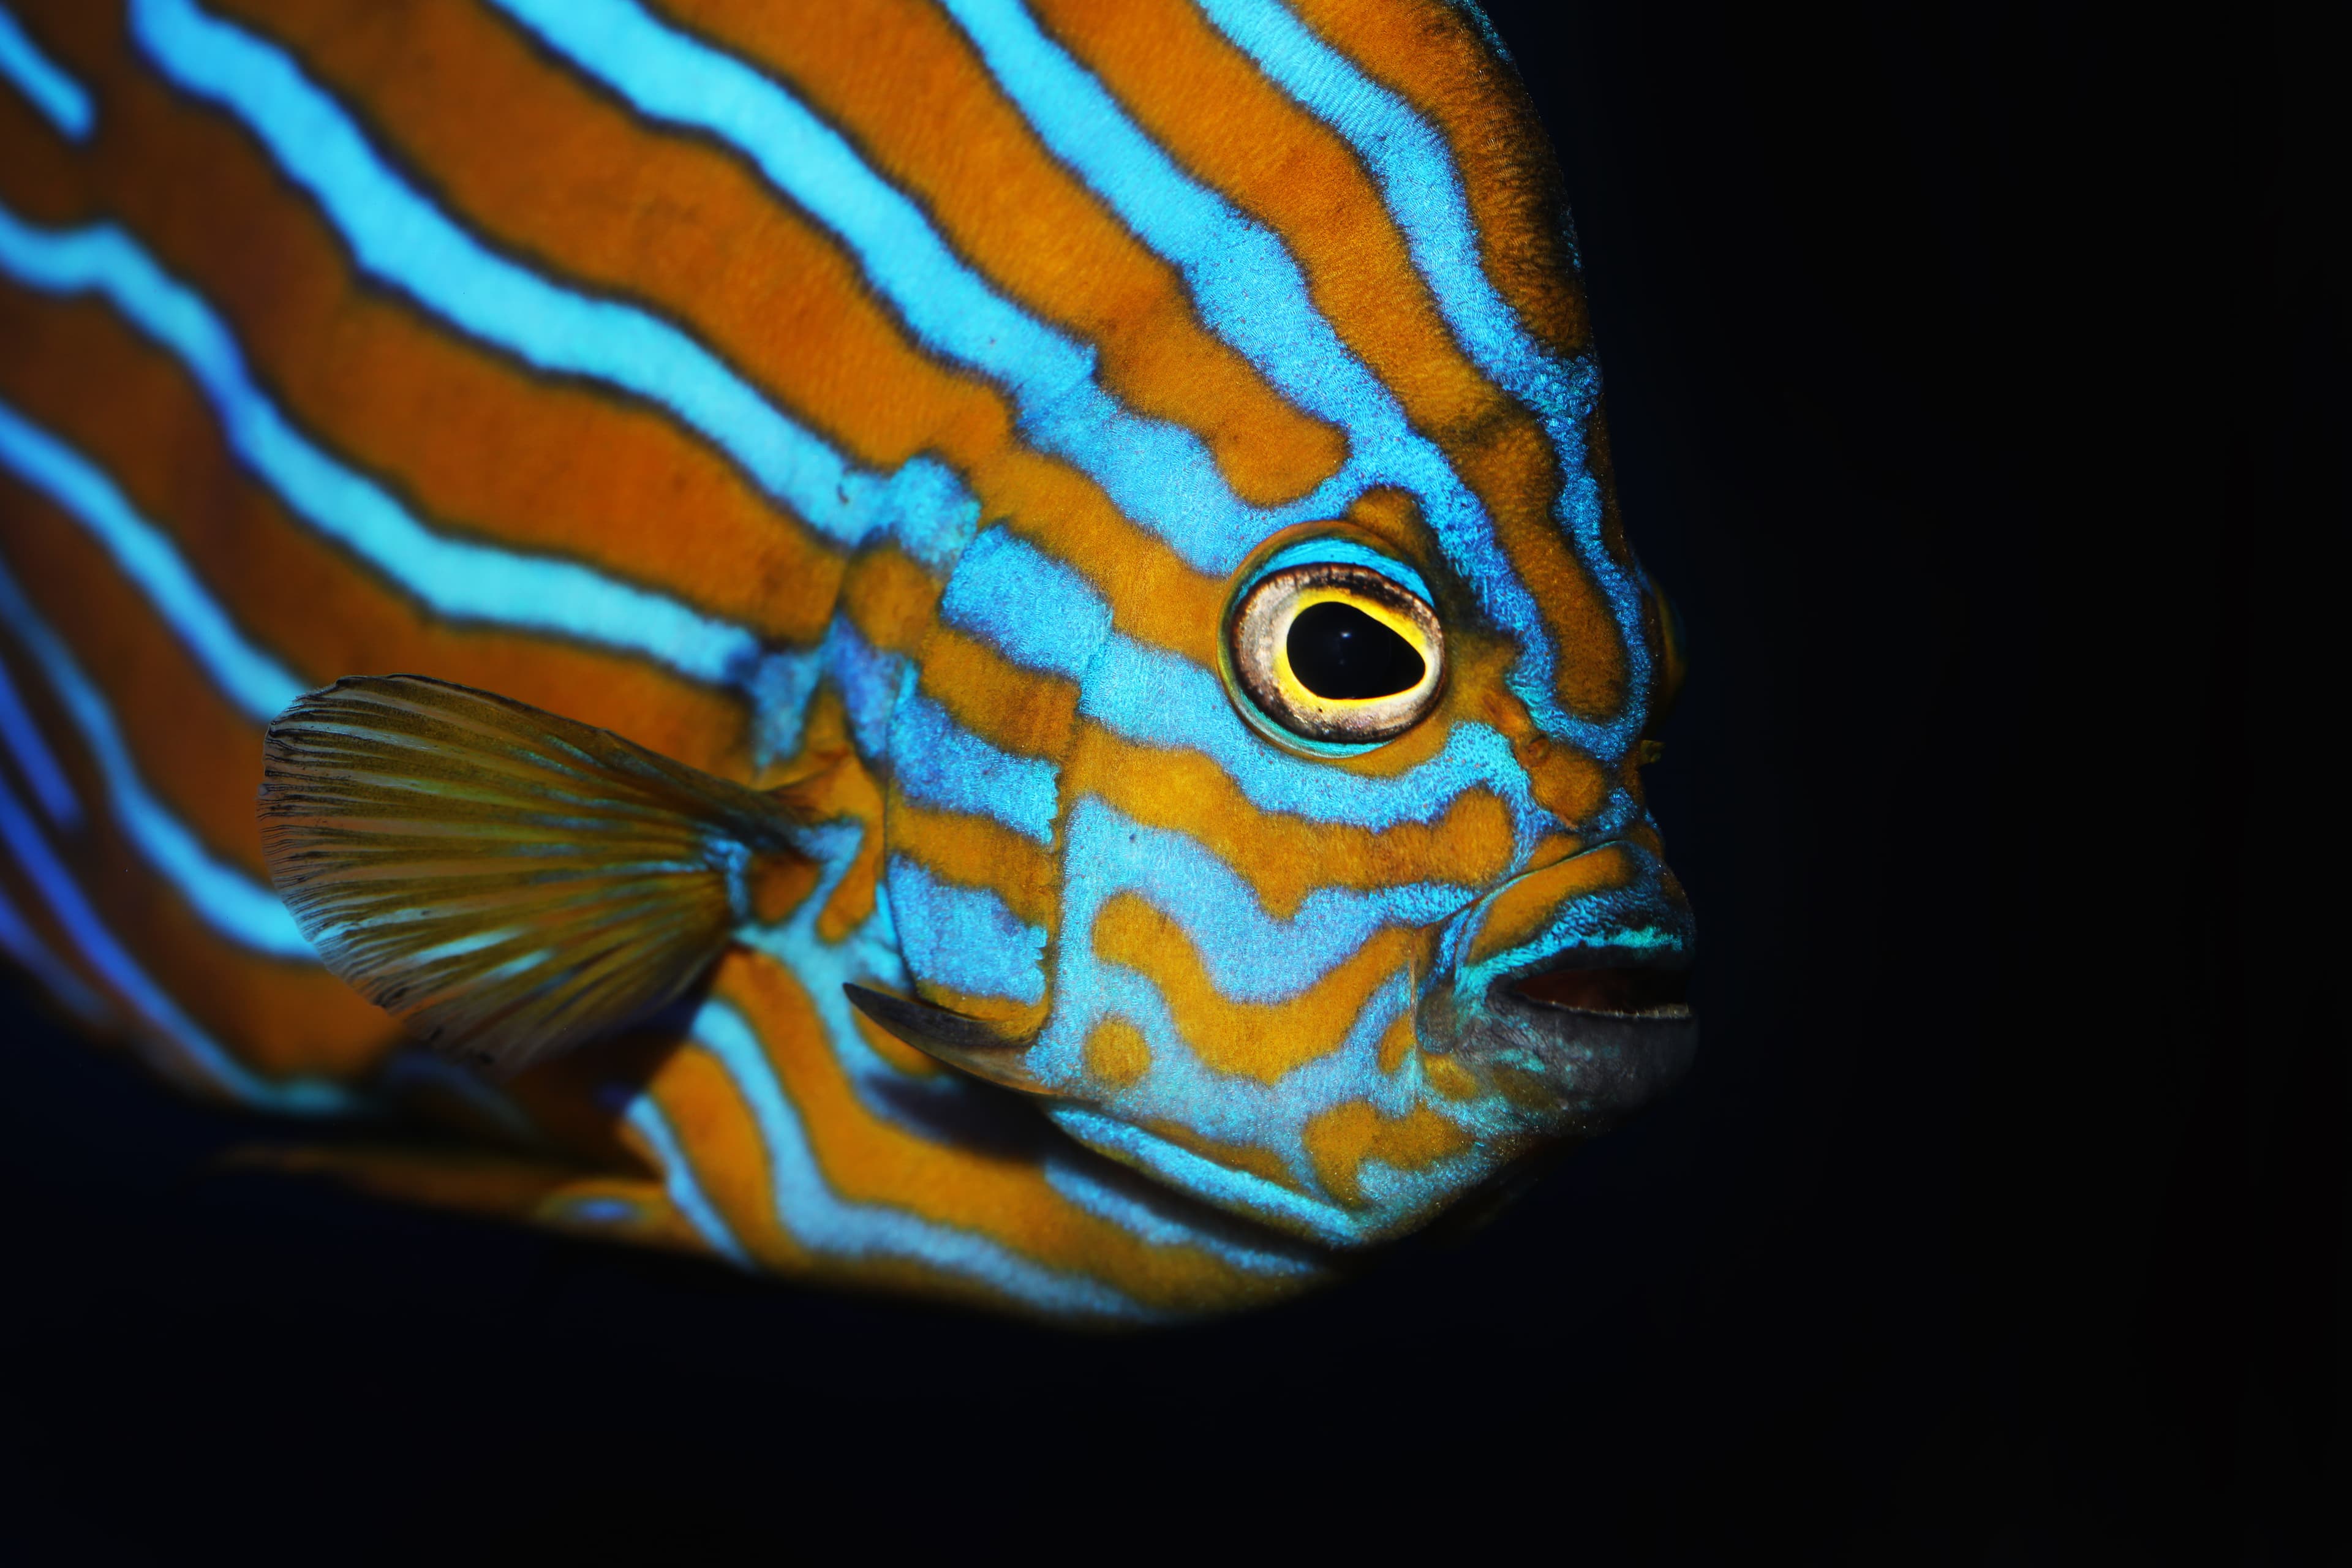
[884,0,1658,1001]
[941,0,1654,750]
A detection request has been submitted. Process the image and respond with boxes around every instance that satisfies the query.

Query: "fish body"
[0,0,1691,1322]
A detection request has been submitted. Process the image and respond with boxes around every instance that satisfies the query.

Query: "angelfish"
[1,0,1691,1322]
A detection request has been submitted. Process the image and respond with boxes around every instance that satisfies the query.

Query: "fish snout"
[1423,843,1698,1133]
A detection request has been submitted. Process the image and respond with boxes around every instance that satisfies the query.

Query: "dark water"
[4,0,2340,1559]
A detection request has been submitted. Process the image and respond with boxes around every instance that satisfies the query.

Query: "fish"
[0,0,1694,1324]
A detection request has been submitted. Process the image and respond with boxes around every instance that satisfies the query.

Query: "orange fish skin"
[0,0,1688,1322]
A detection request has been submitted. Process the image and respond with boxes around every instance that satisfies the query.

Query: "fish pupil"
[1286,601,1425,700]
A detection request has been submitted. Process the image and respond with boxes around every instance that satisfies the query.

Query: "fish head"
[879,472,1693,1251]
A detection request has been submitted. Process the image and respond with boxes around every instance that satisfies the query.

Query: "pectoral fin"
[258,676,809,1077]
[842,984,1044,1095]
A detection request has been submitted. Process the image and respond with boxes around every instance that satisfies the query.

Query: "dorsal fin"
[258,676,808,1077]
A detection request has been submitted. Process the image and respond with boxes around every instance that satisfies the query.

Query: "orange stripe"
[0,279,763,780]
[1289,0,1591,360]
[192,0,1242,676]
[0,483,275,880]
[886,799,1058,931]
[1065,724,1517,920]
[1300,1098,1471,1207]
[993,460,1231,670]
[208,0,963,469]
[1029,0,1488,426]
[6,2,845,650]
[715,949,1306,1314]
[1464,843,1639,968]
[0,622,396,1076]
[839,546,945,658]
[1028,0,1628,723]
[916,625,1081,763]
[1091,892,1425,1084]
[670,0,1346,509]
[643,1031,812,1268]
[780,690,889,944]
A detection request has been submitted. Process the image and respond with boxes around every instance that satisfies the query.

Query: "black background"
[3,0,2340,1558]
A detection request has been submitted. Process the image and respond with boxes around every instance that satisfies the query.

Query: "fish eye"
[1226,562,1446,746]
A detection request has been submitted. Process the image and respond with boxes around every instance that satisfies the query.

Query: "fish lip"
[1444,957,1700,1127]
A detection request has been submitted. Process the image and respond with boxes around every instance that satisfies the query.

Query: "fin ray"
[260,676,805,1075]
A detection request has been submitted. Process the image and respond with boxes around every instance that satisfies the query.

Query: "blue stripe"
[940,0,1581,737]
[484,0,1338,587]
[814,615,907,764]
[886,685,1061,845]
[688,996,1152,1321]
[0,6,91,140]
[1036,1156,1323,1276]
[1041,956,1447,1245]
[620,1094,751,1265]
[0,767,349,1111]
[1196,0,1653,739]
[1200,0,1572,401]
[0,557,312,959]
[0,399,304,722]
[1047,1104,1340,1238]
[885,856,1046,1005]
[124,0,977,576]
[0,878,110,1025]
[0,204,835,758]
[938,527,1111,681]
[1061,799,1469,1003]
[0,643,78,829]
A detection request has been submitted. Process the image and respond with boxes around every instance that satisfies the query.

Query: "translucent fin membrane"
[258,676,805,1075]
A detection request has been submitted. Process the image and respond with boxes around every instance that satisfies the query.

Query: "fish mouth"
[1448,949,1699,1129]
[1509,952,1693,1019]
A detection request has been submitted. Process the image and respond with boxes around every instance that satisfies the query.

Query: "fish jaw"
[1014,845,1697,1253]
[1415,839,1700,1143]
[859,840,1697,1252]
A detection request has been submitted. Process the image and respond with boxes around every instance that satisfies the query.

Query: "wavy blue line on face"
[0,399,303,722]
[0,204,833,755]
[886,685,1060,845]
[0,559,311,960]
[124,0,975,576]
[944,529,1545,835]
[1043,961,1480,1246]
[1061,799,1468,1004]
[0,767,347,1112]
[687,995,1152,1321]
[885,856,1046,1005]
[485,0,1301,588]
[0,6,92,140]
[940,0,1572,721]
[1196,0,1654,744]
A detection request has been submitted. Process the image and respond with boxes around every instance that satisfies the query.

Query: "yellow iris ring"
[1227,563,1446,746]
